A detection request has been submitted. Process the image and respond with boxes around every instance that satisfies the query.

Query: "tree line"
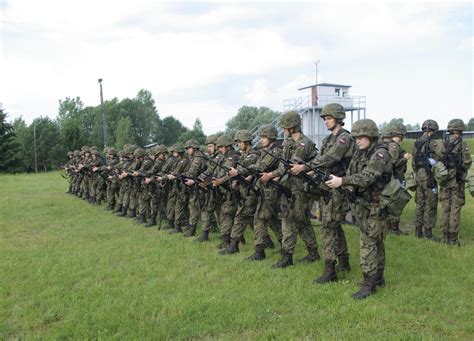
[0,89,280,173]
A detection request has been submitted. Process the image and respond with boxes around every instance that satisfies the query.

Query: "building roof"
[298,83,352,91]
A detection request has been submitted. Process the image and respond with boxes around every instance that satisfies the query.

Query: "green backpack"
[380,177,412,216]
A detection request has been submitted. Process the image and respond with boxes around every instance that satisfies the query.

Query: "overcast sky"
[1,1,472,134]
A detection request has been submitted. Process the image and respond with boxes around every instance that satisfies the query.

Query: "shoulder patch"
[391,144,398,149]
[338,138,347,145]
[376,152,385,159]
[299,143,305,147]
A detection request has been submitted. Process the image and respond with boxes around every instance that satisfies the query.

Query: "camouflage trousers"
[230,193,257,241]
[218,193,237,238]
[165,185,177,226]
[137,185,152,219]
[188,191,204,226]
[320,190,349,262]
[200,191,219,233]
[280,191,317,254]
[96,176,107,202]
[253,186,282,246]
[415,179,438,233]
[356,204,387,277]
[174,188,190,228]
[129,181,140,210]
[80,176,90,198]
[119,180,131,210]
[106,180,119,207]
[439,183,465,237]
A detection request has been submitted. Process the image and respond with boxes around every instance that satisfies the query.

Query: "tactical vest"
[319,129,353,176]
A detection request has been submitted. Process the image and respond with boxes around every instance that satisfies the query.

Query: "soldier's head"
[321,103,346,130]
[107,147,117,159]
[216,135,234,154]
[421,119,439,136]
[351,119,379,149]
[205,134,218,155]
[447,119,465,139]
[380,127,393,143]
[73,150,80,158]
[391,122,407,143]
[67,151,74,158]
[234,130,253,151]
[171,144,185,158]
[185,139,200,156]
[133,148,145,160]
[91,149,100,159]
[279,111,301,137]
[82,146,91,157]
[258,124,278,148]
[156,145,168,160]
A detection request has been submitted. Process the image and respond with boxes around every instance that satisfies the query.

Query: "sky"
[1,0,472,134]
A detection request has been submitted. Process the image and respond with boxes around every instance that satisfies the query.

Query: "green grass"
[1,172,474,339]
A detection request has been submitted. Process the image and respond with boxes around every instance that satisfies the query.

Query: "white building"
[283,83,366,148]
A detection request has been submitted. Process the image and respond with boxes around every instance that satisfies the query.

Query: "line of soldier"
[62,103,472,300]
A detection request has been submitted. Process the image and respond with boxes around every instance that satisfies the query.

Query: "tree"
[467,118,474,131]
[178,118,206,145]
[11,117,31,172]
[0,106,22,173]
[225,106,280,137]
[29,117,64,171]
[115,116,135,149]
[161,116,188,146]
[378,117,419,132]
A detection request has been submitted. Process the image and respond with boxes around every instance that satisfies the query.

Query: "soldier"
[64,151,75,193]
[114,149,132,214]
[117,146,137,217]
[104,148,120,210]
[210,135,239,250]
[220,130,260,255]
[78,146,91,200]
[439,119,472,245]
[127,147,145,219]
[412,120,443,239]
[326,119,393,299]
[261,111,320,268]
[135,148,154,224]
[157,146,178,230]
[144,145,168,227]
[89,148,104,205]
[291,103,354,283]
[181,139,208,237]
[196,135,221,242]
[381,124,411,235]
[245,124,283,261]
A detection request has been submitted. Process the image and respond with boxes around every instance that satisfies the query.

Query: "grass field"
[1,172,473,339]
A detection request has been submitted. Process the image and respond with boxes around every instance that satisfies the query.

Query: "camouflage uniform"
[439,119,472,244]
[145,146,167,227]
[340,119,393,299]
[182,140,208,237]
[135,149,154,224]
[271,111,319,268]
[309,104,354,283]
[103,148,120,210]
[115,151,132,214]
[160,150,178,230]
[168,145,191,234]
[412,120,443,238]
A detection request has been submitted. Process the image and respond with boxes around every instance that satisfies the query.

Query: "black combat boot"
[390,221,402,235]
[117,207,128,217]
[196,230,209,242]
[271,252,293,269]
[450,232,460,246]
[113,204,122,213]
[128,208,137,218]
[106,204,114,211]
[424,229,433,239]
[144,216,157,228]
[265,236,275,249]
[415,226,423,238]
[135,213,145,224]
[169,226,183,234]
[300,246,321,262]
[352,273,377,300]
[217,235,231,250]
[375,268,385,287]
[314,260,337,284]
[245,245,266,261]
[219,238,239,255]
[336,255,351,272]
[184,225,197,237]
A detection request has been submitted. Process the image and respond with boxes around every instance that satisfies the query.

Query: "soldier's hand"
[290,164,306,175]
[228,167,238,177]
[260,172,274,183]
[326,175,342,188]
[168,174,176,181]
[144,178,152,184]
[404,152,412,160]
[245,175,253,182]
[156,176,163,182]
[185,179,195,186]
[107,166,112,170]
[92,167,98,172]
[133,171,139,177]
[232,180,238,190]
[212,177,222,187]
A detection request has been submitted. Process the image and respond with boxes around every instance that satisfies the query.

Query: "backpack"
[380,177,412,216]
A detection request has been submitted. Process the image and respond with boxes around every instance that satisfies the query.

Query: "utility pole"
[33,124,38,173]
[98,78,107,147]
[314,60,319,85]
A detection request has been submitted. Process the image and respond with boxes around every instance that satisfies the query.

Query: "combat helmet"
[173,144,185,153]
[392,122,407,136]
[280,111,301,129]
[205,134,218,145]
[421,119,439,132]
[133,148,146,158]
[185,139,201,149]
[447,119,465,132]
[81,145,90,153]
[216,135,234,147]
[73,150,80,157]
[321,103,346,120]
[67,151,74,157]
[107,147,117,155]
[380,127,393,138]
[91,149,100,156]
[234,129,253,142]
[259,124,278,139]
[351,119,379,138]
